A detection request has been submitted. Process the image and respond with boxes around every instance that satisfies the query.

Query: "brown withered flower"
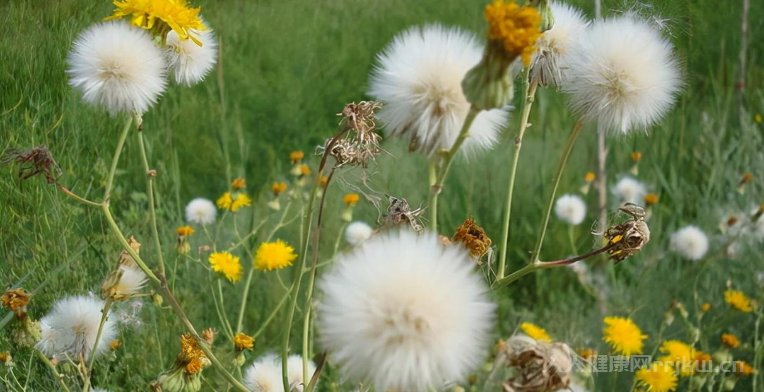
[452,218,492,262]
[498,335,574,392]
[118,236,142,268]
[381,195,425,233]
[1,288,31,318]
[1,145,62,184]
[319,101,384,168]
[603,204,650,263]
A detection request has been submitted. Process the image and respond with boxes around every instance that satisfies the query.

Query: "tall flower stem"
[497,68,538,279]
[136,118,166,276]
[428,105,481,232]
[82,298,113,392]
[36,350,71,392]
[530,118,585,263]
[104,116,133,201]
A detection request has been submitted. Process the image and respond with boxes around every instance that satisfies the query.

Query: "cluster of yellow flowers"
[484,0,542,65]
[106,0,207,45]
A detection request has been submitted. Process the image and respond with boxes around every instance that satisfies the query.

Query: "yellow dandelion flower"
[724,289,753,312]
[700,302,711,312]
[343,193,360,206]
[109,340,121,350]
[106,0,207,45]
[299,164,311,176]
[232,177,246,190]
[755,114,763,124]
[290,150,304,163]
[208,252,242,282]
[254,240,297,271]
[272,182,288,197]
[603,316,647,356]
[233,332,254,351]
[177,225,195,236]
[733,360,756,376]
[659,340,702,377]
[216,192,233,209]
[644,193,659,206]
[636,362,678,392]
[721,333,740,348]
[577,348,596,361]
[585,171,596,182]
[318,175,329,187]
[520,322,551,342]
[631,151,643,162]
[217,192,251,212]
[484,0,541,66]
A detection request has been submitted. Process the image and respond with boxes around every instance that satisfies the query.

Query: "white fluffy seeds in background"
[554,194,587,225]
[243,354,316,392]
[185,198,217,225]
[612,177,647,205]
[670,225,709,260]
[344,221,374,245]
[165,28,218,86]
[530,2,589,86]
[36,295,117,360]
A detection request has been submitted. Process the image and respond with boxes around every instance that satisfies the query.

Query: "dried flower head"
[382,195,425,233]
[498,335,573,392]
[231,178,246,190]
[1,288,30,317]
[233,332,254,351]
[452,218,492,261]
[603,204,650,262]
[1,146,62,184]
[118,236,142,268]
[320,101,383,168]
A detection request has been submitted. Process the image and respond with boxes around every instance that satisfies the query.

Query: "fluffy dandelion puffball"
[669,225,708,261]
[165,28,217,86]
[554,194,587,225]
[286,354,317,391]
[113,265,147,298]
[67,21,166,114]
[345,221,374,245]
[602,316,647,356]
[317,230,496,392]
[612,176,647,205]
[185,198,217,224]
[563,15,681,133]
[36,295,117,360]
[368,25,509,156]
[530,2,589,86]
[244,354,315,392]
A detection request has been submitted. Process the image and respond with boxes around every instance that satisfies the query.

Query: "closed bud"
[152,293,164,306]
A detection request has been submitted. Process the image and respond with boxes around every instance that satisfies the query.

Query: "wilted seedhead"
[498,336,574,392]
[381,195,425,233]
[604,204,650,262]
[1,288,31,318]
[1,145,62,184]
[452,218,492,262]
[318,101,383,168]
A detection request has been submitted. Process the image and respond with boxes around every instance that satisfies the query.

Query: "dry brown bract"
[382,195,425,233]
[320,101,383,168]
[1,288,31,318]
[498,336,573,392]
[1,145,62,184]
[604,203,650,263]
[452,218,492,262]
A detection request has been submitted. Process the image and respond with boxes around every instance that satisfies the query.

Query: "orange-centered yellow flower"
[584,171,596,182]
[290,150,304,163]
[299,164,311,176]
[232,177,246,190]
[216,192,252,212]
[636,362,678,392]
[644,193,659,206]
[254,240,297,271]
[519,322,551,342]
[272,182,288,197]
[725,289,754,312]
[602,316,647,356]
[106,0,207,45]
[233,332,254,351]
[721,333,740,348]
[208,251,242,282]
[700,302,711,312]
[658,340,707,377]
[343,193,360,206]
[630,151,643,162]
[484,0,541,66]
[177,226,195,236]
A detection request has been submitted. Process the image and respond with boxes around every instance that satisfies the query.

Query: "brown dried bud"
[382,195,424,233]
[1,288,31,318]
[603,204,650,263]
[452,218,492,262]
[499,336,573,392]
[1,145,61,184]
[118,236,142,268]
[319,101,384,169]
[201,328,216,345]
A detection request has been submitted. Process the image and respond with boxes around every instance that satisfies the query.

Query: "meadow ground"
[1,0,763,391]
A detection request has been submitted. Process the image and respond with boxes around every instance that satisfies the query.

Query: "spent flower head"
[452,218,492,261]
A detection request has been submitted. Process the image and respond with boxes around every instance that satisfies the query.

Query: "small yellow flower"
[644,193,659,206]
[700,302,711,312]
[233,332,254,351]
[254,240,297,271]
[208,252,242,282]
[177,226,195,236]
[603,316,647,356]
[272,182,288,197]
[519,322,551,342]
[342,193,360,206]
[185,357,204,374]
[577,348,596,361]
[484,0,542,66]
[658,340,706,377]
[739,172,753,186]
[290,150,305,163]
[755,114,763,124]
[232,178,246,190]
[636,362,678,392]
[106,0,207,45]
[0,351,12,366]
[318,175,329,187]
[733,360,756,376]
[109,340,121,350]
[630,151,643,162]
[724,289,753,312]
[721,333,740,348]
[584,171,596,182]
[216,192,252,212]
[299,164,311,176]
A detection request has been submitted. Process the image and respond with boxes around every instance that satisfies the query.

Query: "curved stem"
[36,350,71,392]
[530,118,585,263]
[101,204,160,285]
[104,116,133,202]
[84,298,113,389]
[497,69,538,279]
[57,185,101,207]
[136,125,166,276]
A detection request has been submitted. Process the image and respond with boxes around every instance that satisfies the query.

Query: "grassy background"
[1,0,763,391]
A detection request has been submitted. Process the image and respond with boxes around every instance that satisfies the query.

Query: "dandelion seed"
[317,230,495,392]
[636,362,678,392]
[102,265,147,301]
[36,295,118,360]
[286,354,317,392]
[554,194,587,225]
[254,240,297,271]
[612,177,647,205]
[185,198,217,224]
[563,15,682,133]
[669,225,708,261]
[244,354,283,392]
[369,25,509,156]
[106,0,207,45]
[519,322,551,342]
[602,316,647,356]
[721,333,740,348]
[208,252,242,282]
[345,221,374,246]
[724,289,753,312]
[530,2,589,87]
[68,21,166,114]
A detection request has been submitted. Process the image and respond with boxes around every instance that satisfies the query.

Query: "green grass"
[1,0,763,391]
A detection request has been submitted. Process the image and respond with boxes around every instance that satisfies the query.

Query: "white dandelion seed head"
[185,198,217,225]
[670,225,709,261]
[345,221,374,245]
[244,354,283,392]
[67,21,167,115]
[317,230,496,392]
[612,177,647,205]
[531,2,589,87]
[554,194,587,225]
[368,25,509,157]
[563,15,682,133]
[165,28,218,86]
[113,265,147,298]
[35,295,117,360]
[286,354,317,392]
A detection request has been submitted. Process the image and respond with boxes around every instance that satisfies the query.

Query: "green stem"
[251,285,293,340]
[136,123,166,276]
[529,118,585,263]
[428,160,438,229]
[497,69,538,279]
[104,116,133,202]
[428,105,481,232]
[101,204,160,285]
[82,299,113,392]
[36,350,72,392]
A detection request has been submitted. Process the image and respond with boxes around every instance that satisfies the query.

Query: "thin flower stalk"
[104,116,133,201]
[35,349,72,392]
[497,68,538,279]
[82,298,113,392]
[136,117,166,276]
